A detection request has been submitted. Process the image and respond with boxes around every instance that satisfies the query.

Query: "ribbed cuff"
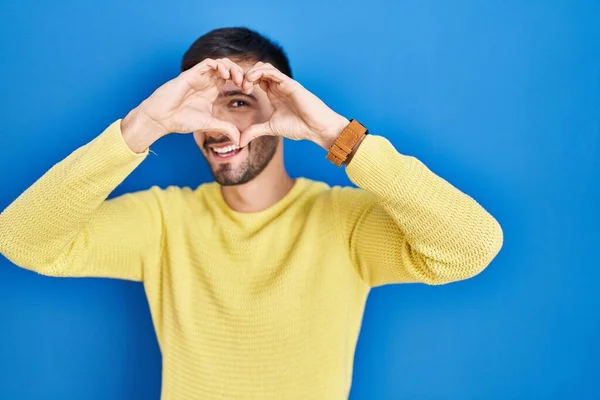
[100,119,150,162]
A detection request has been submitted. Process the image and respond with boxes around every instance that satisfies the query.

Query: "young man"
[0,27,503,399]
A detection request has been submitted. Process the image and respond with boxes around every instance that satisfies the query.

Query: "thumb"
[240,122,273,148]
[207,117,241,146]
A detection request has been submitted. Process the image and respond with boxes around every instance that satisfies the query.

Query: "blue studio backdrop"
[0,1,598,399]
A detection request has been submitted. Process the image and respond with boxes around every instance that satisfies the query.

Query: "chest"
[149,215,370,396]
[158,212,367,331]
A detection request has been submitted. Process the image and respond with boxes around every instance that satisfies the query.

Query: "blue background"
[1,0,598,399]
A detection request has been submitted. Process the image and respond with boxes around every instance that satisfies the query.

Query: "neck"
[220,145,294,213]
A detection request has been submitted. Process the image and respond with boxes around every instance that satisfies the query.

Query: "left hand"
[238,62,349,149]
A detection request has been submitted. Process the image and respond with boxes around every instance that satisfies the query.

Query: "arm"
[0,120,164,281]
[232,62,503,286]
[219,61,503,286]
[0,57,247,280]
[333,134,503,287]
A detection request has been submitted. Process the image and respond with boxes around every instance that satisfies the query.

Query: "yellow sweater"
[0,120,503,399]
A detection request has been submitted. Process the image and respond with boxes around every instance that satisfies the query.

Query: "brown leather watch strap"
[326,119,368,166]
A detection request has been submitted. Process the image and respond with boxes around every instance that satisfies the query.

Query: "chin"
[213,170,254,186]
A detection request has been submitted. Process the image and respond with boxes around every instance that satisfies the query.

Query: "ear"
[239,121,273,147]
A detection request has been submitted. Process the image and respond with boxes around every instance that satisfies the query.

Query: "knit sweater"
[0,119,503,399]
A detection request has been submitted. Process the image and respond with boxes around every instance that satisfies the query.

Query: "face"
[193,61,280,186]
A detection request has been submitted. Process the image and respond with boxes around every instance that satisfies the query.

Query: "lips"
[207,143,244,160]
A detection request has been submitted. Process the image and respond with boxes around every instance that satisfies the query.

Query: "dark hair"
[180,27,292,78]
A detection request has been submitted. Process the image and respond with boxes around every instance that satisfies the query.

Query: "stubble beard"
[207,136,280,186]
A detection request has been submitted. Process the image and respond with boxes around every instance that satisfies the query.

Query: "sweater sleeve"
[0,120,164,281]
[332,134,503,287]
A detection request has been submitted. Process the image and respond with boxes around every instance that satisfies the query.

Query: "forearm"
[0,120,148,271]
[345,134,503,281]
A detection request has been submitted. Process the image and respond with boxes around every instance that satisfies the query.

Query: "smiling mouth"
[208,143,245,160]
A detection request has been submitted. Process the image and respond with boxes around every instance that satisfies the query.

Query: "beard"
[204,135,279,186]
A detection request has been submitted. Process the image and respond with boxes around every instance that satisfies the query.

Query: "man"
[0,27,503,399]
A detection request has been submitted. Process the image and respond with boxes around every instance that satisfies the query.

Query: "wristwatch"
[326,119,369,166]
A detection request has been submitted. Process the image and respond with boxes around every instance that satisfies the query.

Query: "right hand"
[121,58,245,151]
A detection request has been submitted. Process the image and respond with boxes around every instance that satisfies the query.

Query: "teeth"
[212,144,240,154]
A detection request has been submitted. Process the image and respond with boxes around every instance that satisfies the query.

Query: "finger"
[241,61,267,93]
[219,58,244,88]
[243,60,265,76]
[177,58,226,98]
[245,64,286,84]
[214,59,231,81]
[243,79,270,97]
[258,79,270,93]
[185,58,218,75]
[243,66,288,95]
[177,58,240,98]
[188,59,227,86]
[243,77,266,95]
[165,58,216,99]
[239,121,273,148]
[206,117,241,146]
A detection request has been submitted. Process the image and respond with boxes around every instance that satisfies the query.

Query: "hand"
[122,58,245,152]
[238,62,349,149]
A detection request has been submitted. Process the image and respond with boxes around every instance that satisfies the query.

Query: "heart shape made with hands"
[207,59,307,148]
[186,57,343,150]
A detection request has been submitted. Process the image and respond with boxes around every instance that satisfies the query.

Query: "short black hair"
[181,27,292,78]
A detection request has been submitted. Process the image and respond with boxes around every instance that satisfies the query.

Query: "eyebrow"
[219,90,258,101]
